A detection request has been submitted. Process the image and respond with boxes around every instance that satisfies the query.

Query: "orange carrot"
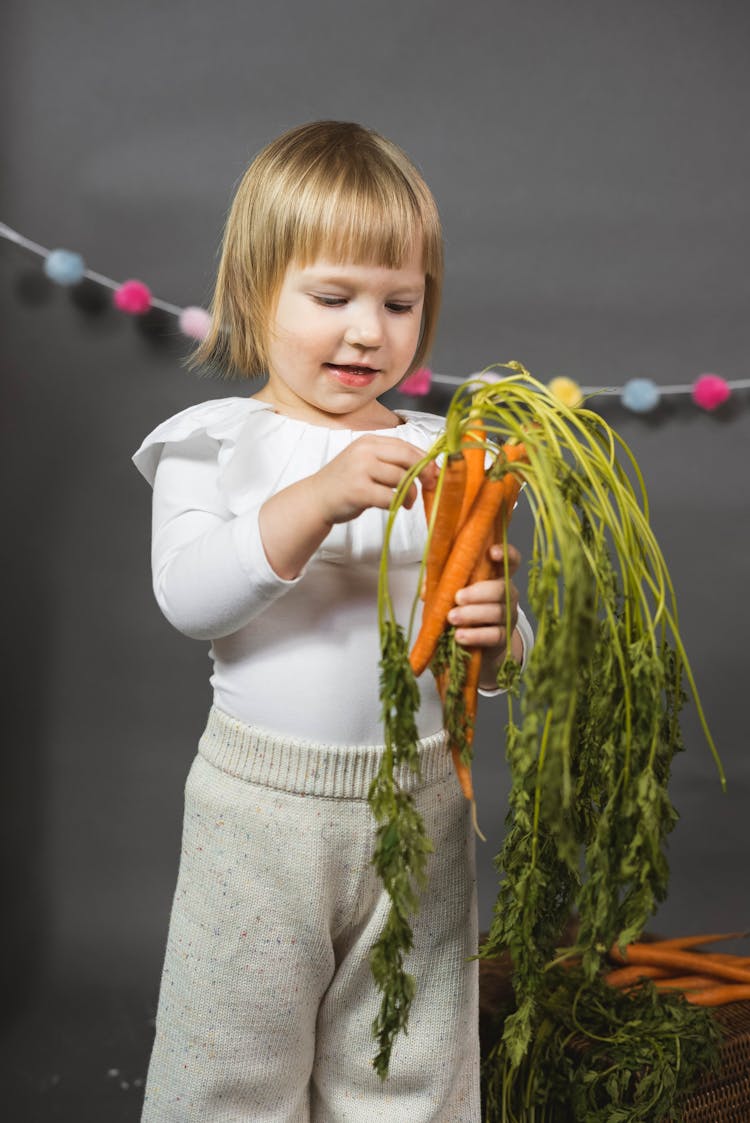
[449,738,485,840]
[431,442,526,826]
[465,644,484,703]
[411,486,502,676]
[642,931,748,951]
[456,421,486,531]
[652,975,718,992]
[499,440,530,470]
[450,739,474,799]
[422,452,466,606]
[469,508,500,584]
[608,945,750,985]
[435,654,485,839]
[410,444,527,676]
[439,520,497,829]
[604,965,672,988]
[499,473,522,525]
[685,985,750,1006]
[422,478,436,533]
[459,647,483,757]
[701,953,750,966]
[455,518,500,725]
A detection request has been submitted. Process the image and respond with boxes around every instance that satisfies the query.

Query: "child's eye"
[312,294,347,307]
[386,303,414,315]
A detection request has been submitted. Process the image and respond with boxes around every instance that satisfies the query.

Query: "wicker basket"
[675,1001,750,1122]
[478,940,750,1122]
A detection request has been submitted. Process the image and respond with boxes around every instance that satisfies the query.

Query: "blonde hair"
[191,120,444,379]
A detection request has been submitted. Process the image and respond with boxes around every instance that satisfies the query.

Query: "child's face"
[262,245,425,426]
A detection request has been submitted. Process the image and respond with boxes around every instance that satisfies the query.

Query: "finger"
[369,436,431,469]
[371,460,415,491]
[402,481,419,509]
[449,602,505,628]
[372,469,419,509]
[372,484,403,510]
[454,579,519,606]
[417,459,440,492]
[487,543,522,572]
[450,592,518,634]
[455,625,509,649]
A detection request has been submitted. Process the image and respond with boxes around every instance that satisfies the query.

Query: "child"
[133,120,533,1123]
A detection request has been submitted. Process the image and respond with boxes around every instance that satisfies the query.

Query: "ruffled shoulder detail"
[132,397,274,485]
[133,398,447,566]
[392,408,446,435]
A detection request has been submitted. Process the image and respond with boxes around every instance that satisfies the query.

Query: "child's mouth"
[325,364,380,387]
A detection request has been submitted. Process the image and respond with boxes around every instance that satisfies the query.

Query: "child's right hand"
[259,436,437,581]
[311,436,438,527]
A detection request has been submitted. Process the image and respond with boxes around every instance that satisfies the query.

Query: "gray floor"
[3,963,154,1122]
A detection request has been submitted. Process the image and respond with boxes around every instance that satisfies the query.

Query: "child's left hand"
[447,543,522,677]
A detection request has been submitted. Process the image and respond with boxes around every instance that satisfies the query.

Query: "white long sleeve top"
[132,397,533,746]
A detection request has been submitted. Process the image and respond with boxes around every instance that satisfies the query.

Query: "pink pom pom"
[692,373,730,411]
[399,367,432,396]
[114,279,152,315]
[179,305,212,341]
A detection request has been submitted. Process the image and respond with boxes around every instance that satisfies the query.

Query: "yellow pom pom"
[548,376,583,409]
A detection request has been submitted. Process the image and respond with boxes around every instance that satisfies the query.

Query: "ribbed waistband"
[198,706,450,800]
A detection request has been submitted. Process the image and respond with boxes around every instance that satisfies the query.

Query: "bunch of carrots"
[407,419,527,830]
[602,931,750,1007]
[372,365,728,1095]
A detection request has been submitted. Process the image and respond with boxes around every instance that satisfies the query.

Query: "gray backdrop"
[2,0,748,1114]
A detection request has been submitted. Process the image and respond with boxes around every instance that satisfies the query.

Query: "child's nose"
[344,308,383,348]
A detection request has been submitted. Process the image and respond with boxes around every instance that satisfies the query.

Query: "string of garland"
[401,366,750,415]
[0,222,212,342]
[3,221,749,414]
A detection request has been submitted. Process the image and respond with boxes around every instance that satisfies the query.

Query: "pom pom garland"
[114,279,152,315]
[398,367,432,396]
[548,376,583,409]
[622,378,661,413]
[692,373,731,411]
[44,248,85,286]
[178,305,212,341]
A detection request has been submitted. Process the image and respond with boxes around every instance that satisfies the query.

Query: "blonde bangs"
[289,166,440,276]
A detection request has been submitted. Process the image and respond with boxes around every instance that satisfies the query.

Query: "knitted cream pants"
[142,707,480,1122]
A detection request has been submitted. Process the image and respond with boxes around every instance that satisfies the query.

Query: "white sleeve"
[150,434,303,641]
[477,606,535,698]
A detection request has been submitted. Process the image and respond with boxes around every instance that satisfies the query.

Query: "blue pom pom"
[622,378,660,413]
[44,248,86,286]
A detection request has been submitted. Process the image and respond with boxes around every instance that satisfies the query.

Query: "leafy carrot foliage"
[368,619,433,1078]
[372,364,724,1116]
[482,965,722,1122]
